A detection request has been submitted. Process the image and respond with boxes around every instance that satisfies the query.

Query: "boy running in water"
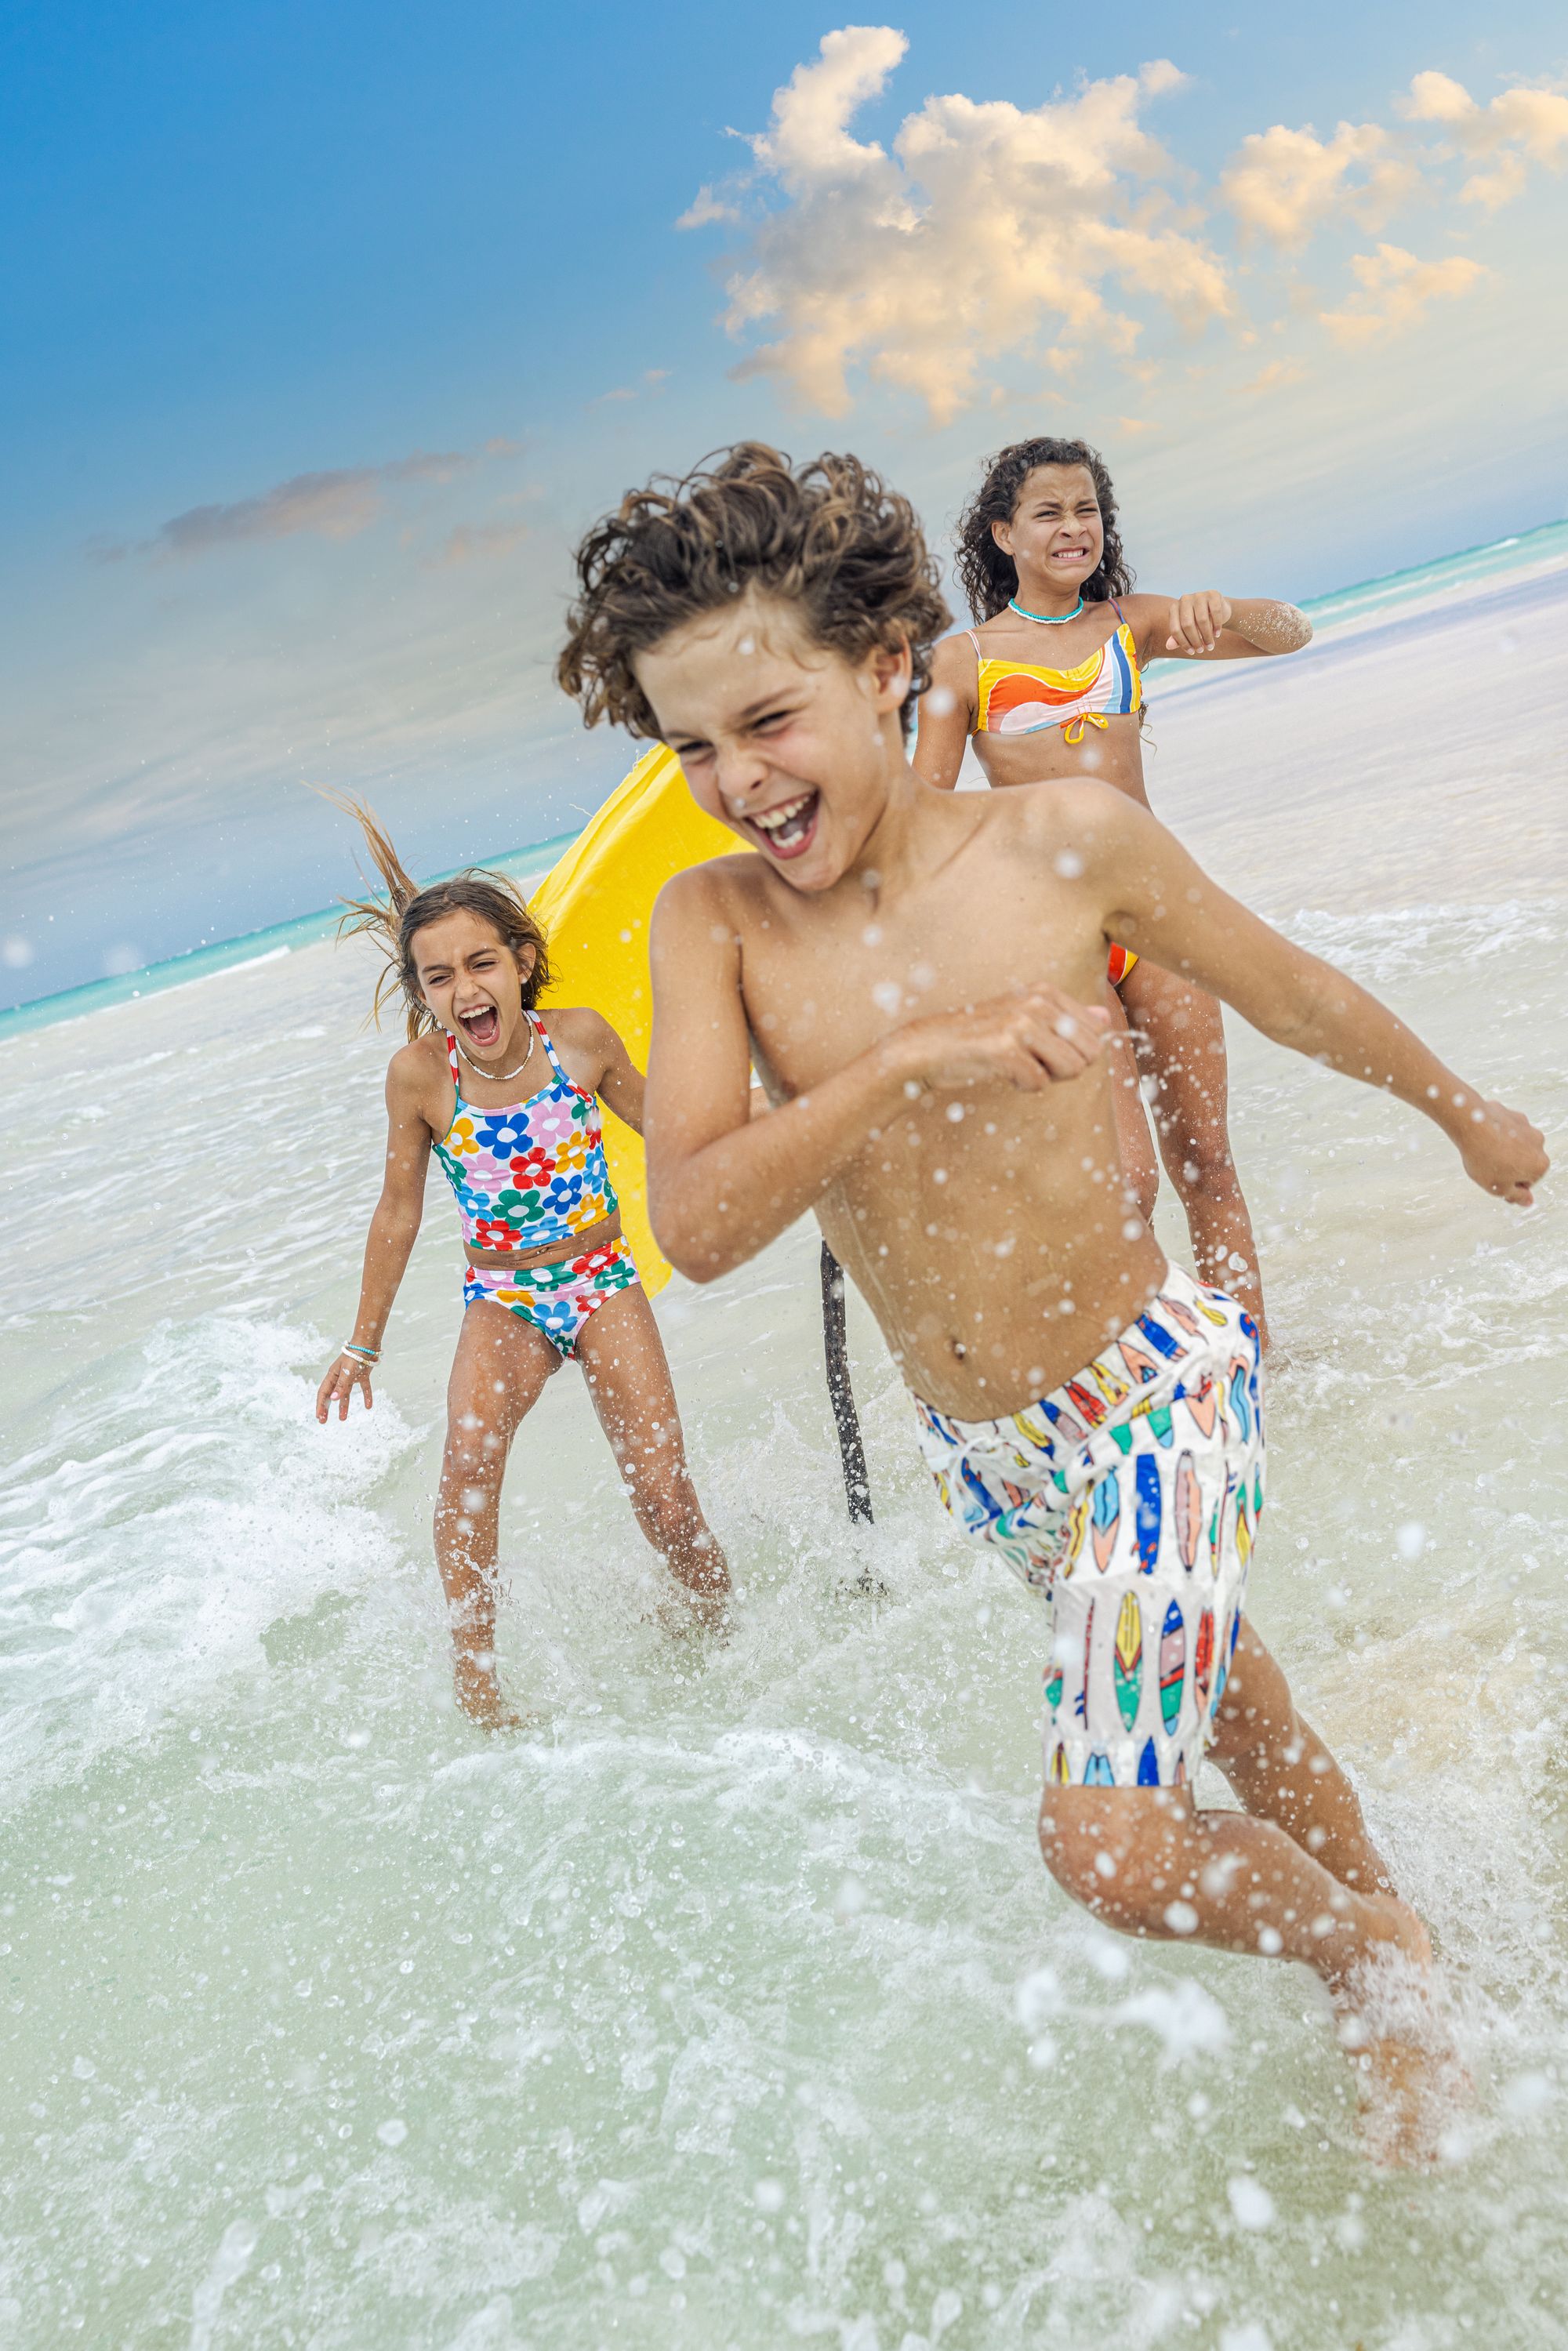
[557,444,1548,2146]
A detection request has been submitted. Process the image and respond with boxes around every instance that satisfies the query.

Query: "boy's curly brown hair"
[556,442,951,740]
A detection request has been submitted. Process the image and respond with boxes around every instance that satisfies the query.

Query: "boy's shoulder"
[655,851,766,925]
[978,772,1138,854]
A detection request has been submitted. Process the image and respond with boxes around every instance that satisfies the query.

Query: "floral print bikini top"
[433,1020,617,1256]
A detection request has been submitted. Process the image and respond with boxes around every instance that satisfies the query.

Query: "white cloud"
[1221,120,1415,249]
[698,28,1226,424]
[590,368,673,408]
[677,185,743,230]
[1234,357,1306,396]
[1319,243,1487,345]
[684,36,1568,416]
[1399,71,1568,210]
[757,23,909,183]
[1223,73,1568,245]
[152,469,391,554]
[425,519,531,568]
[103,450,476,563]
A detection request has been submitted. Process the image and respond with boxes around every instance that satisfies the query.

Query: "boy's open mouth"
[457,1003,502,1051]
[746,789,820,861]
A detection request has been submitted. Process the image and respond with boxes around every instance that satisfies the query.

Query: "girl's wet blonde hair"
[321,789,554,1042]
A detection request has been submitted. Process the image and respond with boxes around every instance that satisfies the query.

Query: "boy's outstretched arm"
[1076,789,1548,1203]
[644,870,1110,1283]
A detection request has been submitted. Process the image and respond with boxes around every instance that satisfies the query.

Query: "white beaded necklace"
[452,1018,536,1087]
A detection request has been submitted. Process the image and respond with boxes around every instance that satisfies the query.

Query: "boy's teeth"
[753,793,815,841]
[755,796,808,829]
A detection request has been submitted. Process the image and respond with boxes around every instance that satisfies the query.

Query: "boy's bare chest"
[738,870,1107,1096]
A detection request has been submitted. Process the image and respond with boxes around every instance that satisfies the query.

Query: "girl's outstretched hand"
[1457,1098,1550,1206]
[1165,591,1232,655]
[316,1353,374,1422]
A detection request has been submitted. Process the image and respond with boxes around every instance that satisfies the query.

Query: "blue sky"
[4,2,1566,1003]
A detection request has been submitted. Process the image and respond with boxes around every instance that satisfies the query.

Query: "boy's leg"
[575,1286,731,1624]
[437,1301,561,1725]
[1038,1627,1441,2158]
[1037,1612,1423,1981]
[1210,1619,1399,1899]
[1036,1771,1425,1989]
[925,1269,1445,2151]
[1120,958,1269,1344]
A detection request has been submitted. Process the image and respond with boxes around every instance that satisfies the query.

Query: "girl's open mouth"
[458,1004,502,1050]
[747,789,820,861]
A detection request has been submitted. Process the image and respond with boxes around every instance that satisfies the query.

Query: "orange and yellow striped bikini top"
[969,603,1142,742]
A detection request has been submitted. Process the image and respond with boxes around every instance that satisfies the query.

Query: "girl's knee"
[442,1416,505,1476]
[435,1462,501,1524]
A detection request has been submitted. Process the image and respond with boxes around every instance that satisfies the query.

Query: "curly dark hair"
[321,789,553,1043]
[557,441,951,741]
[953,437,1134,622]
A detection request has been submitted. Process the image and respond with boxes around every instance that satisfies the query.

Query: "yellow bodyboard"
[530,744,739,1295]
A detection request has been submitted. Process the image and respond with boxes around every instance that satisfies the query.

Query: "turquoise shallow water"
[0,831,580,1041]
[5,517,1565,1036]
[1,557,1566,2347]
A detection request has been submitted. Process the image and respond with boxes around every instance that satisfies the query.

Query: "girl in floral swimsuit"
[314,800,729,1727]
[916,436,1315,1347]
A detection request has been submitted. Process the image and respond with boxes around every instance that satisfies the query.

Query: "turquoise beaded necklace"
[1008,594,1084,625]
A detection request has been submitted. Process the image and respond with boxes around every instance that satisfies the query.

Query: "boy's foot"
[1332,1896,1468,2168]
[452,1650,527,1731]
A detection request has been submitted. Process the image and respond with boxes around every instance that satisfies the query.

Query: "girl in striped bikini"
[915,437,1312,1345]
[314,802,729,1728]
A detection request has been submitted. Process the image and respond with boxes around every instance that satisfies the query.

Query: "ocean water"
[1,555,1565,2349]
[9,516,1565,1039]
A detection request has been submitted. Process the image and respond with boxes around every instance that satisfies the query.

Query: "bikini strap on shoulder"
[966,629,982,658]
[1110,599,1126,623]
[445,1031,461,1084]
[533,1013,571,1087]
